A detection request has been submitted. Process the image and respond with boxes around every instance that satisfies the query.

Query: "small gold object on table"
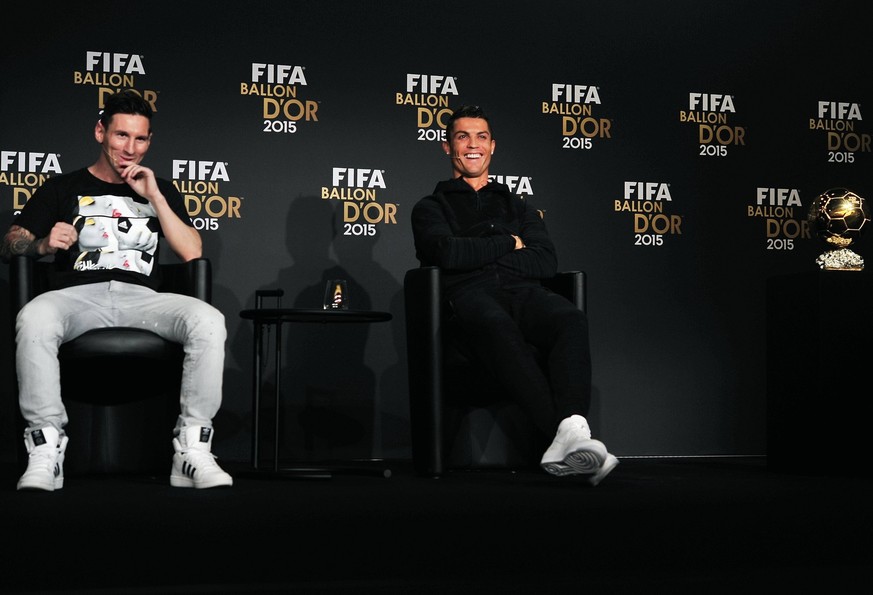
[807,188,870,271]
[323,279,349,309]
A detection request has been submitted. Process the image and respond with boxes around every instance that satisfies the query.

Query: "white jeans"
[15,280,227,435]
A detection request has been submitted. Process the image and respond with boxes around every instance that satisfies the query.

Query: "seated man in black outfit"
[410,105,617,485]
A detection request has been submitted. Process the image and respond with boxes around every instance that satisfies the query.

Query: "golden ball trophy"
[807,188,870,271]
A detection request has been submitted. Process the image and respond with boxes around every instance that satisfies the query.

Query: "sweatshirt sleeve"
[495,198,558,279]
[411,196,516,270]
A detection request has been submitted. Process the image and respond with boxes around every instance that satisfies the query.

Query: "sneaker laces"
[180,446,222,469]
[26,447,57,473]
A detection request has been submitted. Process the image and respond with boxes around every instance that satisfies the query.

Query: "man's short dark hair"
[99,90,153,129]
[447,104,493,139]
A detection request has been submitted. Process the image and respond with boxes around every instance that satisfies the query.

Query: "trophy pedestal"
[766,269,873,476]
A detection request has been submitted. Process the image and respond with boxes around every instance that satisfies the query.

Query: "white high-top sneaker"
[540,415,618,486]
[170,426,233,489]
[17,426,69,491]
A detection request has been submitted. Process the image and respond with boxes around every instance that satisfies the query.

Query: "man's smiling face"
[443,116,496,188]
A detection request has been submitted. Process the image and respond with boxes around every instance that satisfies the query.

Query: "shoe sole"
[542,439,606,474]
[587,454,619,486]
[170,474,233,489]
[541,443,618,486]
[17,480,62,491]
[541,462,578,477]
[17,475,63,491]
[565,448,606,474]
[540,453,603,477]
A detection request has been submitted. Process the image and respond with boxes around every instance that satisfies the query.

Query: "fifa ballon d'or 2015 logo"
[807,188,871,271]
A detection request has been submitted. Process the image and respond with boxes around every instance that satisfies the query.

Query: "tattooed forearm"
[0,225,40,262]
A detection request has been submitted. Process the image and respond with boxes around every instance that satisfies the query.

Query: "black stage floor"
[2,456,871,594]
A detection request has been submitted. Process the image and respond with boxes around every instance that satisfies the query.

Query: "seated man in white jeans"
[1,89,232,491]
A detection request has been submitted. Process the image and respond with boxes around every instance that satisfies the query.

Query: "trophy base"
[815,248,864,271]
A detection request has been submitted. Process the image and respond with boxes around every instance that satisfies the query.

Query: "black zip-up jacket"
[411,177,558,298]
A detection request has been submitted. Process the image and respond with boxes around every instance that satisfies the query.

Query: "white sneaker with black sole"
[170,425,233,489]
[540,415,618,486]
[18,426,68,491]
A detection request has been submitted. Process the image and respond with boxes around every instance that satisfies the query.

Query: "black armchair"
[9,255,212,474]
[403,266,586,477]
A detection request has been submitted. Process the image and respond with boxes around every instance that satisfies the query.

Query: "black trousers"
[447,284,592,440]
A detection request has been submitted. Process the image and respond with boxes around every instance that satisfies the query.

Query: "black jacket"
[411,177,558,297]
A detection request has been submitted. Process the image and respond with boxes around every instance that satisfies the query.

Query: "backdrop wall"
[2,0,870,466]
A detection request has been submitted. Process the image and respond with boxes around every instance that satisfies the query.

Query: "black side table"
[240,292,392,478]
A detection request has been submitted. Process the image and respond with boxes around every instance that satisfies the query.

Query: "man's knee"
[189,302,227,341]
[16,301,59,338]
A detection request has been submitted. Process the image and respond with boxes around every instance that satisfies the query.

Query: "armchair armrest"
[542,270,586,313]
[158,258,212,303]
[403,267,444,476]
[10,255,57,315]
[10,255,34,315]
[403,266,445,477]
